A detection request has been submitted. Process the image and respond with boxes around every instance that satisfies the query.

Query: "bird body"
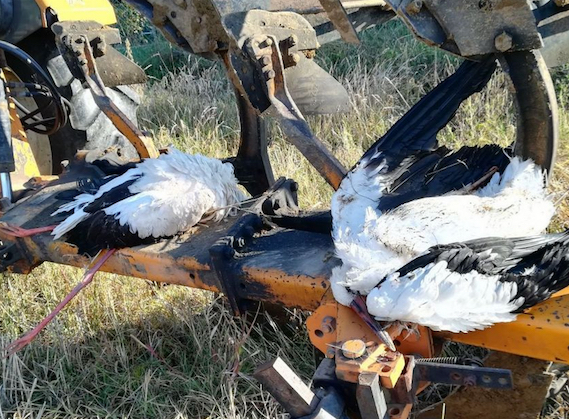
[4,147,245,356]
[329,57,559,343]
[366,232,569,332]
[52,147,245,251]
[331,153,553,305]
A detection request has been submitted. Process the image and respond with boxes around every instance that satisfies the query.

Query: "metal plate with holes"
[415,362,513,389]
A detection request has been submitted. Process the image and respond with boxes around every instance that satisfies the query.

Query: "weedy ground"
[1,20,569,418]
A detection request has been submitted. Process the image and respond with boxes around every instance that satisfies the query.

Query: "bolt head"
[320,316,336,334]
[264,38,273,47]
[260,55,272,66]
[495,31,513,52]
[288,34,298,46]
[265,69,276,80]
[290,53,300,64]
[341,339,367,359]
[406,0,423,14]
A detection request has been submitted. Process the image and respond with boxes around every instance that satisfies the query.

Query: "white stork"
[364,232,569,333]
[4,147,244,355]
[330,57,555,349]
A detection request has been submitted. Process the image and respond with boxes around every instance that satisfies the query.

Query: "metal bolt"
[290,53,301,64]
[341,339,366,359]
[463,375,477,387]
[290,182,298,192]
[195,16,202,24]
[264,38,273,47]
[495,31,513,52]
[288,34,298,47]
[406,0,423,14]
[260,55,272,66]
[320,316,336,334]
[265,69,276,80]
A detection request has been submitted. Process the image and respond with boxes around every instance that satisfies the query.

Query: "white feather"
[331,156,553,317]
[52,147,245,241]
[366,261,521,332]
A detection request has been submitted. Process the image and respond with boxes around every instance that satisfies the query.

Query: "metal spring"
[415,356,461,364]
[415,356,485,367]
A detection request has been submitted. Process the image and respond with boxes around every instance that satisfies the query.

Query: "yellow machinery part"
[35,0,117,27]
[0,69,43,195]
[2,181,569,365]
[435,294,569,363]
[9,98,42,190]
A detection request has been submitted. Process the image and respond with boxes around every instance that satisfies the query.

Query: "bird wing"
[332,58,499,235]
[396,231,569,311]
[359,57,497,173]
[377,144,512,211]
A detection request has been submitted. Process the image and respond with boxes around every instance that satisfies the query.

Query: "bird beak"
[350,295,397,352]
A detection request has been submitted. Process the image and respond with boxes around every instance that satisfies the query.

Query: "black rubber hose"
[0,40,68,135]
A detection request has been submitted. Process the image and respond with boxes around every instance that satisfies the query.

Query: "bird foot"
[0,223,57,238]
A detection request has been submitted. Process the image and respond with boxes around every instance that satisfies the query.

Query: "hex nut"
[495,32,513,52]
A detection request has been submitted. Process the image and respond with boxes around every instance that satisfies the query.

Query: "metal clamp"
[244,34,347,190]
[209,213,264,315]
[53,30,158,160]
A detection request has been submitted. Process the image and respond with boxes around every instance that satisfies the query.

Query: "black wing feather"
[360,56,497,171]
[377,144,511,212]
[82,177,141,214]
[397,231,569,312]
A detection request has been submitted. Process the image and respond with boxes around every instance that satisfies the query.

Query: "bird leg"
[3,248,116,357]
[0,222,58,238]
[350,295,397,351]
[454,166,499,195]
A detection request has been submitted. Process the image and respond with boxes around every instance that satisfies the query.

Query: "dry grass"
[2,20,569,418]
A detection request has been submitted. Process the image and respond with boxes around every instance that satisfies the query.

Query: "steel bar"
[318,0,360,43]
[356,372,388,419]
[254,357,320,417]
[502,50,558,176]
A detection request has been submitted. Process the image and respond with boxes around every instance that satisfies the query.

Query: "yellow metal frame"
[0,70,43,195]
[2,187,569,366]
[35,0,117,27]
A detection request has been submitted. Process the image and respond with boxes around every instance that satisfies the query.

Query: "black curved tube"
[0,40,68,135]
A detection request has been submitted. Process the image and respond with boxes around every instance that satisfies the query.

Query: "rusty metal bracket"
[244,34,347,189]
[384,0,542,57]
[52,31,158,160]
[50,21,146,87]
[209,213,264,316]
[318,0,360,44]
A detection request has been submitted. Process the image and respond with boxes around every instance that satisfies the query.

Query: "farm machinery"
[1,0,569,418]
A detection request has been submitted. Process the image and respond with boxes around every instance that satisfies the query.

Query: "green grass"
[2,20,569,418]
